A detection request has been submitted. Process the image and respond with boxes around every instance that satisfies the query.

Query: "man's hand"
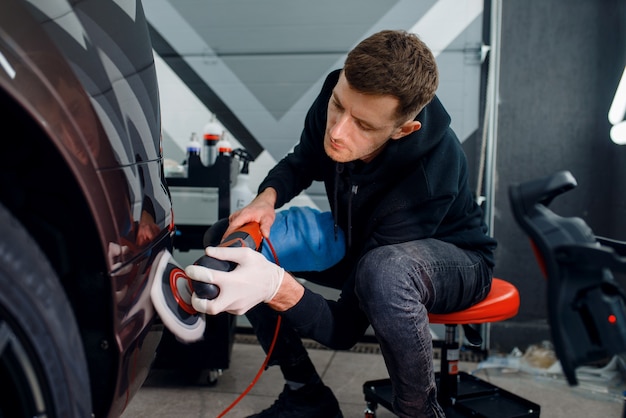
[226,188,277,238]
[185,246,285,315]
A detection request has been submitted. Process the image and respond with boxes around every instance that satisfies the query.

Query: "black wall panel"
[490,0,626,350]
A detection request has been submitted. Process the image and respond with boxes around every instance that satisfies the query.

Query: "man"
[186,30,496,417]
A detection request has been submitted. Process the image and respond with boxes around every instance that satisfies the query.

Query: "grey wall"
[146,1,485,210]
[489,0,626,351]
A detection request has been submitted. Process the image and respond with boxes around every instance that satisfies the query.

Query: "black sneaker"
[248,382,343,418]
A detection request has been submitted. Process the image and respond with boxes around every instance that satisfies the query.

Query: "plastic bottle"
[186,132,201,157]
[184,132,202,178]
[215,134,238,190]
[202,121,221,166]
[230,149,255,213]
[216,134,232,156]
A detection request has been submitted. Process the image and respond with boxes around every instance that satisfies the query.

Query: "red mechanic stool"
[363,278,541,417]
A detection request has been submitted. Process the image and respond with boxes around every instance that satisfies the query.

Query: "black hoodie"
[258,69,497,348]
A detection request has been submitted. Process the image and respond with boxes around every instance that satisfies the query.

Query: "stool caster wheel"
[364,401,377,417]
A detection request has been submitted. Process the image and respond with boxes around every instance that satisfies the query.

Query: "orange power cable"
[216,237,282,417]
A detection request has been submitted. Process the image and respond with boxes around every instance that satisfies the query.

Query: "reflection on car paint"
[24,0,172,260]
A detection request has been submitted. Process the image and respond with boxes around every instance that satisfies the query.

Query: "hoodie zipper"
[333,163,359,248]
[333,163,344,240]
[347,184,358,248]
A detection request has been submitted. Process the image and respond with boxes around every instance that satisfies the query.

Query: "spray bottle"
[230,149,255,213]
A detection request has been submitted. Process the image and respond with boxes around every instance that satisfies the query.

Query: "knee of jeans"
[355,246,399,302]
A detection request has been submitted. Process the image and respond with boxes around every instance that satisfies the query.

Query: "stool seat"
[428,278,520,325]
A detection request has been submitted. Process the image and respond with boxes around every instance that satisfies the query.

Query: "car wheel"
[0,203,92,417]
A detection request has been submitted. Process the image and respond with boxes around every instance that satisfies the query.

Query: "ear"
[390,120,422,140]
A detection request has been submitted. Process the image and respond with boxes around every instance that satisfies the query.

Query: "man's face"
[324,72,416,163]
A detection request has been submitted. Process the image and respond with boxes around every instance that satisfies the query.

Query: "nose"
[330,113,351,140]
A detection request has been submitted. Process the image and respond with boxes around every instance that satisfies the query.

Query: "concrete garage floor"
[121,336,625,418]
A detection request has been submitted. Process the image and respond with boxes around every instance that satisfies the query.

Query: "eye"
[331,98,343,111]
[357,121,375,131]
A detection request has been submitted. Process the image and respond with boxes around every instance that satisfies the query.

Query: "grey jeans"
[246,235,492,418]
[356,239,492,417]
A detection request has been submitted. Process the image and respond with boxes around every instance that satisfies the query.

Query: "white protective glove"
[185,246,285,315]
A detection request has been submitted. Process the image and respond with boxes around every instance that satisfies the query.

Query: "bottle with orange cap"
[216,134,232,157]
[202,121,222,166]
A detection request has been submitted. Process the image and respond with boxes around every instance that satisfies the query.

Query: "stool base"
[363,372,540,417]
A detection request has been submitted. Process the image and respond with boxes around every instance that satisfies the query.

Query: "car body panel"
[0,0,172,415]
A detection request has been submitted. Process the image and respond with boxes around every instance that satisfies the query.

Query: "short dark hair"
[343,30,439,122]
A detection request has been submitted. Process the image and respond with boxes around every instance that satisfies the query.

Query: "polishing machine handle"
[191,222,263,300]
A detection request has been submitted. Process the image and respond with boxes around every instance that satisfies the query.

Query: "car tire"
[0,203,92,417]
